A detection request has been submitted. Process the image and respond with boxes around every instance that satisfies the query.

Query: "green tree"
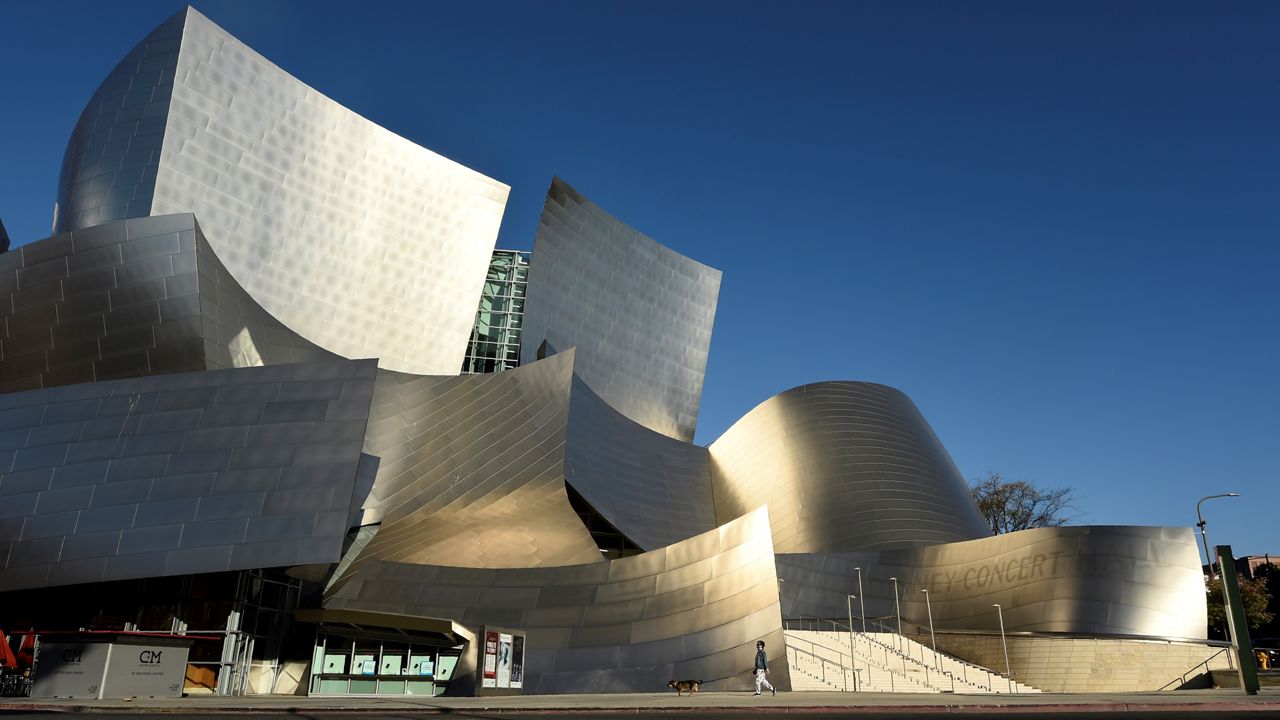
[969,472,1078,535]
[1206,574,1274,638]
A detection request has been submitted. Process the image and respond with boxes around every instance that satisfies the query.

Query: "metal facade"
[521,178,721,442]
[709,381,991,554]
[55,7,509,377]
[0,358,377,592]
[0,214,331,395]
[564,375,716,551]
[776,525,1206,638]
[0,7,1218,695]
[350,350,604,570]
[53,12,182,233]
[326,506,790,694]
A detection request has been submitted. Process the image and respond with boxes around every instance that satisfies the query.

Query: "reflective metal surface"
[56,8,509,376]
[709,381,990,553]
[6,5,1214,689]
[53,11,182,233]
[350,349,603,570]
[564,374,715,551]
[522,178,722,442]
[325,506,790,694]
[0,358,377,592]
[777,525,1206,638]
[0,214,331,395]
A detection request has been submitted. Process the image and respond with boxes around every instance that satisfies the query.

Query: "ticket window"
[376,642,407,695]
[309,633,461,696]
[349,641,380,694]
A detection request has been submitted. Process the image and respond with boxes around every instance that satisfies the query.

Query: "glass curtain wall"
[461,249,529,374]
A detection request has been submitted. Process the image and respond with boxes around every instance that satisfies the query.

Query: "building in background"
[0,5,1218,700]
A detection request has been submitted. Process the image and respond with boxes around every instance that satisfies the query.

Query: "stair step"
[784,629,1042,694]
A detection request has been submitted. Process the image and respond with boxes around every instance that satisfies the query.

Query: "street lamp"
[853,566,866,633]
[921,588,939,670]
[993,604,1012,694]
[1196,493,1240,578]
[889,577,903,645]
[846,594,858,691]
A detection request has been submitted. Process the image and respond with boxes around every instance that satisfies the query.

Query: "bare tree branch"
[969,472,1079,534]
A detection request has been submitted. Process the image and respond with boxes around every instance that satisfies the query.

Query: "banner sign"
[482,631,499,688]
[510,635,524,689]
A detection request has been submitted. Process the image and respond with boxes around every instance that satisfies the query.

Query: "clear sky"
[2,1,1277,555]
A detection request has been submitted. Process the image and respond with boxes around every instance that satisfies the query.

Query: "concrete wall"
[920,632,1232,692]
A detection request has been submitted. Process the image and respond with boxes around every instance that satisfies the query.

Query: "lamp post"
[846,594,858,691]
[890,573,901,640]
[921,588,939,670]
[853,566,866,633]
[1196,493,1240,578]
[993,604,1012,693]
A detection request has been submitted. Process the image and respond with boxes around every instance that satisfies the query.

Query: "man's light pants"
[754,669,774,693]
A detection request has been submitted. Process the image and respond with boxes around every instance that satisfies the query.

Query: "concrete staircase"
[784,629,1041,694]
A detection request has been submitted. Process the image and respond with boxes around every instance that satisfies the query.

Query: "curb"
[4,701,1280,715]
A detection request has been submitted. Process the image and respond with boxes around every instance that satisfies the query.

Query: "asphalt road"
[0,707,1269,712]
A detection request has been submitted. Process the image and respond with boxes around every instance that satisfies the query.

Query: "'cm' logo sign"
[139,650,164,664]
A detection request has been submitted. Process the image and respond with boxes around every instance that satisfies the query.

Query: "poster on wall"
[482,631,499,688]
[496,634,512,688]
[510,636,524,689]
[409,654,434,677]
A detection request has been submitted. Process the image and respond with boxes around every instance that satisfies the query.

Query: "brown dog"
[667,679,703,696]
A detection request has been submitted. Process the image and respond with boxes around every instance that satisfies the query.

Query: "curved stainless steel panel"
[0,215,331,395]
[53,11,183,233]
[709,381,990,554]
[351,349,603,570]
[0,358,377,592]
[564,375,715,551]
[57,8,509,376]
[521,178,721,442]
[776,525,1206,638]
[325,506,790,694]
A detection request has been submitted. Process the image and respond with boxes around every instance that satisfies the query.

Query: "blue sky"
[2,1,1277,555]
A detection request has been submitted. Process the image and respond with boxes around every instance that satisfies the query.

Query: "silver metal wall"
[53,11,182,233]
[709,381,990,554]
[776,525,1207,638]
[351,349,604,570]
[0,214,331,395]
[56,7,510,377]
[564,375,715,551]
[0,358,377,592]
[325,506,790,694]
[521,178,721,443]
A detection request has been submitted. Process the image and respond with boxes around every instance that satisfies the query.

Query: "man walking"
[753,640,775,695]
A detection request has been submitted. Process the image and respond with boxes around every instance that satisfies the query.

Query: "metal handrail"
[1156,646,1232,691]
[785,636,855,691]
[793,626,948,693]
[790,621,1011,693]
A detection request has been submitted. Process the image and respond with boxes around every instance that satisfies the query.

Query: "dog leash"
[697,658,783,686]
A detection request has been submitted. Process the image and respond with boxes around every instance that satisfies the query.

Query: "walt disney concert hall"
[0,7,1218,699]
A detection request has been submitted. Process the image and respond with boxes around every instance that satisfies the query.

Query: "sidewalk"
[2,688,1280,715]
